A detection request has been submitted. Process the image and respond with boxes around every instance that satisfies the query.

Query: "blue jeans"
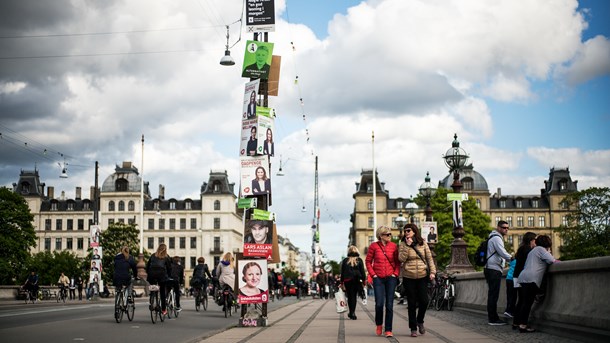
[484,268,502,322]
[373,276,397,332]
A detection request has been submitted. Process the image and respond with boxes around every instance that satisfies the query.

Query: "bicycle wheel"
[166,292,174,319]
[195,290,201,312]
[427,288,437,309]
[171,292,179,318]
[447,284,455,311]
[202,292,208,311]
[126,291,135,321]
[224,296,229,318]
[150,293,157,324]
[434,290,444,311]
[158,294,165,322]
[115,292,124,323]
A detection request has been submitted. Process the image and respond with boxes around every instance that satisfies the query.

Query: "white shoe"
[503,311,513,318]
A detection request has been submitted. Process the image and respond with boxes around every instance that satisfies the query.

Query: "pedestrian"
[316,270,328,299]
[365,226,400,338]
[506,231,537,322]
[484,220,513,325]
[340,245,366,320]
[146,243,172,316]
[77,276,83,300]
[513,235,558,333]
[398,223,437,337]
[69,275,77,300]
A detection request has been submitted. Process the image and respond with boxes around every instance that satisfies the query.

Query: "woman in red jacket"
[366,226,400,338]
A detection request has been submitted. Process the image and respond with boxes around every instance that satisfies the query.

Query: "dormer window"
[67,202,74,211]
[463,179,473,191]
[185,201,192,210]
[20,182,30,194]
[51,202,58,211]
[170,201,176,210]
[499,200,506,208]
[115,178,128,191]
[153,201,159,211]
[213,182,220,192]
[367,184,373,192]
[559,180,568,191]
[532,199,539,208]
[516,200,522,208]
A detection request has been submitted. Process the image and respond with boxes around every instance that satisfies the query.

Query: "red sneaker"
[376,325,382,336]
[385,331,393,337]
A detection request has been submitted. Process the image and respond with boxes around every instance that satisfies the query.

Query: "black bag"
[475,238,496,267]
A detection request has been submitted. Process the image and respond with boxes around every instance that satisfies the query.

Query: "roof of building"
[439,164,489,192]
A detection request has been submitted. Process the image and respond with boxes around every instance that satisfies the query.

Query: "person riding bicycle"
[23,271,39,299]
[57,272,69,299]
[215,252,235,309]
[192,257,212,299]
[146,244,172,316]
[169,256,185,311]
[113,246,138,302]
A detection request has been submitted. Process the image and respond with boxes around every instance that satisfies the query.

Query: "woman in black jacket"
[340,245,367,320]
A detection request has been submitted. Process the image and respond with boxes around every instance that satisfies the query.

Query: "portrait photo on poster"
[240,155,270,197]
[244,219,273,245]
[421,222,438,243]
[243,79,260,120]
[242,40,274,80]
[238,259,269,303]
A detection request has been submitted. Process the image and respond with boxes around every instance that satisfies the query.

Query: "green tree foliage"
[97,222,143,285]
[0,187,37,284]
[417,187,491,270]
[555,187,610,260]
[23,250,84,285]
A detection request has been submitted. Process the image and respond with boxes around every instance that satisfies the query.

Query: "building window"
[180,218,186,230]
[213,256,220,268]
[67,238,73,250]
[83,201,90,210]
[108,218,114,226]
[507,235,514,245]
[190,257,197,269]
[159,237,165,245]
[517,216,523,227]
[539,216,545,227]
[67,219,73,231]
[499,200,506,208]
[367,199,374,210]
[77,238,84,250]
[528,216,534,227]
[214,237,221,251]
[78,219,84,230]
[170,201,176,210]
[414,217,420,225]
[516,200,522,208]
[169,237,175,249]
[185,201,192,210]
[45,219,52,230]
[148,218,154,230]
[559,180,567,191]
[214,200,221,211]
[463,179,473,191]
[56,219,62,231]
[214,182,220,192]
[55,238,62,250]
[108,201,114,211]
[368,217,374,228]
[128,201,135,211]
[506,216,512,227]
[397,200,403,209]
[532,199,539,208]
[190,237,197,249]
[45,238,51,251]
[118,218,125,224]
[67,202,74,211]
[214,218,221,229]
[170,218,176,230]
[128,217,135,225]
[562,215,568,226]
[154,201,159,211]
[476,199,481,208]
[180,237,186,249]
[190,218,197,229]
[367,184,373,192]
[148,237,154,250]
[391,217,397,228]
[495,216,501,225]
[118,201,125,211]
[159,218,165,230]
[51,202,58,211]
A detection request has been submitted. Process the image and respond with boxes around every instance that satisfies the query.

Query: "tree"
[97,222,143,285]
[25,250,85,285]
[0,187,37,284]
[555,187,610,260]
[418,187,491,270]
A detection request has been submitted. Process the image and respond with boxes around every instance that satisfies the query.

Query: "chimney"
[76,187,82,200]
[497,188,501,198]
[123,161,132,168]
[159,184,165,200]
[48,186,54,199]
[90,186,96,200]
[60,191,66,200]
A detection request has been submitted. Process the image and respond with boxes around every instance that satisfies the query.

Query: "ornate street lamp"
[395,209,407,236]
[442,134,474,273]
[419,171,437,267]
[405,196,418,224]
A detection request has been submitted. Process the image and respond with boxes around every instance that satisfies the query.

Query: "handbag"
[335,289,348,313]
[410,244,431,278]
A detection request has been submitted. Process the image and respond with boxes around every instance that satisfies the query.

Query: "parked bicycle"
[434,273,456,311]
[148,283,165,324]
[114,282,135,323]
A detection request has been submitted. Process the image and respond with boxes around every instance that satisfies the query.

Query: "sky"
[1,0,609,262]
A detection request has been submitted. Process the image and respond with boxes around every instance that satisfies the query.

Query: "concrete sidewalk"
[197,298,503,343]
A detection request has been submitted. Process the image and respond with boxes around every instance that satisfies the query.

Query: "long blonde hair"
[155,243,168,259]
[346,245,360,267]
[221,252,234,269]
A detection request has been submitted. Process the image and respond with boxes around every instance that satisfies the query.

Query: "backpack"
[474,237,497,266]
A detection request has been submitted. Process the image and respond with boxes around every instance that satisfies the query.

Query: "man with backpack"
[484,220,513,326]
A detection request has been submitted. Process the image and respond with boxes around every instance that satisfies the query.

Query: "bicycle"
[166,287,179,318]
[148,283,165,324]
[217,285,236,318]
[114,283,135,323]
[57,285,67,303]
[427,276,441,309]
[435,274,456,311]
[22,287,38,304]
[194,283,208,312]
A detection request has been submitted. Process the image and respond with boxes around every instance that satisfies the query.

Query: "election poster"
[90,224,101,247]
[240,155,271,197]
[256,111,275,157]
[243,219,274,258]
[240,119,259,156]
[421,221,438,243]
[245,0,275,33]
[242,40,274,80]
[243,79,260,120]
[237,259,269,304]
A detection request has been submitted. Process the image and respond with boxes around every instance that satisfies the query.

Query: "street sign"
[253,208,275,221]
[447,193,468,201]
[238,198,257,209]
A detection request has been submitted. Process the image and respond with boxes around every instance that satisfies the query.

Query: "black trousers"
[403,277,429,330]
[344,280,360,316]
[514,282,538,326]
[484,268,502,322]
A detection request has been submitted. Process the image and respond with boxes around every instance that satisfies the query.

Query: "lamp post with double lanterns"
[419,171,437,267]
[442,134,475,273]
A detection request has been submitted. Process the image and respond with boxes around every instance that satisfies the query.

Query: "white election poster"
[243,79,260,120]
[240,155,271,197]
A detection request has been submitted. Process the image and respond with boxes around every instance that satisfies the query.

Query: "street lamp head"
[443,133,469,172]
[220,49,235,66]
[418,171,437,198]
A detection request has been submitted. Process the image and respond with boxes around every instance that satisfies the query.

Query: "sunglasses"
[501,226,509,229]
[381,233,392,237]
[404,229,412,233]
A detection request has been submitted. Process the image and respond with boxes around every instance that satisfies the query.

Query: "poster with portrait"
[240,155,271,197]
[421,221,438,243]
[242,40,274,80]
[256,110,275,157]
[243,219,274,258]
[240,119,259,156]
[92,246,103,260]
[245,0,275,33]
[452,201,464,228]
[90,224,101,247]
[243,79,260,120]
[237,259,268,304]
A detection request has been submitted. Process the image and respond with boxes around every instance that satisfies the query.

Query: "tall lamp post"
[405,197,418,224]
[395,209,407,238]
[443,134,475,273]
[419,171,437,266]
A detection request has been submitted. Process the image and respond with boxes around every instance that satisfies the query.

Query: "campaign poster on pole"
[240,155,271,197]
[237,259,269,304]
[242,40,274,80]
[240,119,259,156]
[244,218,274,258]
[452,201,464,228]
[256,110,275,157]
[90,225,101,247]
[421,222,438,243]
[245,0,275,33]
[243,79,260,120]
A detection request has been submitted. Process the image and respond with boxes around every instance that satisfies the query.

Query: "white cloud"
[559,35,610,85]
